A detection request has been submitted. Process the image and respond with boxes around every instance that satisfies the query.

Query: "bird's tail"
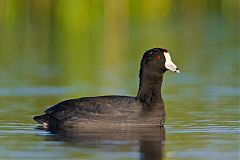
[33,114,49,125]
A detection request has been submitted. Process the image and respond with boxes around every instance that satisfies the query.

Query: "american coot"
[34,48,180,131]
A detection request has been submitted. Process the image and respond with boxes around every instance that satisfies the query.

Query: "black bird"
[33,48,180,131]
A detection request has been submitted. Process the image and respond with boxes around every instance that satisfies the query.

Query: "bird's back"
[37,96,147,131]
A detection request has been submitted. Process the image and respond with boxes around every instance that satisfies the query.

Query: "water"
[0,0,239,160]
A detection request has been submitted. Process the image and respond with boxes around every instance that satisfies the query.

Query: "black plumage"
[33,48,180,131]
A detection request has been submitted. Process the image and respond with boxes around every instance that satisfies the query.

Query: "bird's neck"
[137,71,163,110]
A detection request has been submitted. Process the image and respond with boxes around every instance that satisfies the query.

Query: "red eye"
[156,55,161,61]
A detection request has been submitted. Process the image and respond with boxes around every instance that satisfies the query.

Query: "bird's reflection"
[43,127,165,160]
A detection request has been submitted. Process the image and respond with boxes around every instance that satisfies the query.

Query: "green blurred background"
[0,0,239,160]
[0,0,239,87]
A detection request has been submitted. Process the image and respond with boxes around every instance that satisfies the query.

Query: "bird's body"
[34,48,179,131]
[35,95,165,131]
